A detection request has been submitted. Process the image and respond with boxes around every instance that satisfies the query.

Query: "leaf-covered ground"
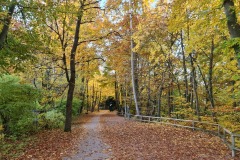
[2,111,239,159]
[0,114,91,160]
[63,111,112,159]
[100,112,239,160]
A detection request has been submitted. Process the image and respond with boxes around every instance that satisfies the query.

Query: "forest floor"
[62,111,112,160]
[1,110,239,160]
[100,111,239,160]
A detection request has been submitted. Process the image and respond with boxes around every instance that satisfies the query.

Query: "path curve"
[63,110,112,160]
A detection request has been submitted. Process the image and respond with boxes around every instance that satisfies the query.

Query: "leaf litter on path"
[10,111,240,160]
[15,114,91,160]
[100,111,239,160]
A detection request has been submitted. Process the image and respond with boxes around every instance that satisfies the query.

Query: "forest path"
[13,110,239,160]
[63,110,112,160]
[100,111,238,160]
[62,110,238,160]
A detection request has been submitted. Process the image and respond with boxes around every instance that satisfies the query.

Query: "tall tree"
[34,0,103,132]
[0,0,16,49]
[64,0,83,132]
[129,0,140,115]
[223,0,240,68]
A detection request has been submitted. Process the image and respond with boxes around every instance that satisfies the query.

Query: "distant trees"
[102,0,240,130]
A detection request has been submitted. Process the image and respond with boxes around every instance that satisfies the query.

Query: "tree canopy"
[0,0,239,137]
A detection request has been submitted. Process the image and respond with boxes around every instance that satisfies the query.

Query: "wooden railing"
[125,115,240,157]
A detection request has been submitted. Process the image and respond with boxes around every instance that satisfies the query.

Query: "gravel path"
[63,111,112,160]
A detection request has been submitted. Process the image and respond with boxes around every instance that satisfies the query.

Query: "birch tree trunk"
[129,0,140,115]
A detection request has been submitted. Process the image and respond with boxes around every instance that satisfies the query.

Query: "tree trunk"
[157,87,163,117]
[147,62,151,108]
[167,85,171,116]
[0,1,16,49]
[197,65,210,106]
[119,85,123,109]
[115,73,119,111]
[157,84,164,117]
[223,0,240,108]
[98,91,101,111]
[64,80,75,132]
[157,71,165,117]
[79,77,85,114]
[94,87,98,111]
[197,64,217,121]
[86,77,89,113]
[209,39,215,109]
[124,77,128,113]
[167,51,174,116]
[223,0,240,68]
[168,79,173,116]
[180,30,189,102]
[190,54,200,121]
[91,82,95,112]
[64,3,83,132]
[129,0,140,115]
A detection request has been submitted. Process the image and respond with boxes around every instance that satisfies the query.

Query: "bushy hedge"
[0,75,40,136]
[38,110,65,129]
[56,98,82,117]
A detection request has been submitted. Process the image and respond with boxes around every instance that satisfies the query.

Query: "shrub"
[0,75,40,136]
[56,98,82,117]
[38,110,65,129]
[0,125,4,140]
[218,112,240,131]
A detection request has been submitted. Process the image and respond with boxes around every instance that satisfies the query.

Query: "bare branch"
[87,57,106,62]
[77,31,122,45]
[46,23,61,38]
[81,20,95,24]
[83,6,103,11]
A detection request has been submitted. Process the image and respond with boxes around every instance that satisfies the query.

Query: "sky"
[100,0,107,8]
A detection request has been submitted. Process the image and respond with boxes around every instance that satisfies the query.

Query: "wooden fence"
[122,113,240,157]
